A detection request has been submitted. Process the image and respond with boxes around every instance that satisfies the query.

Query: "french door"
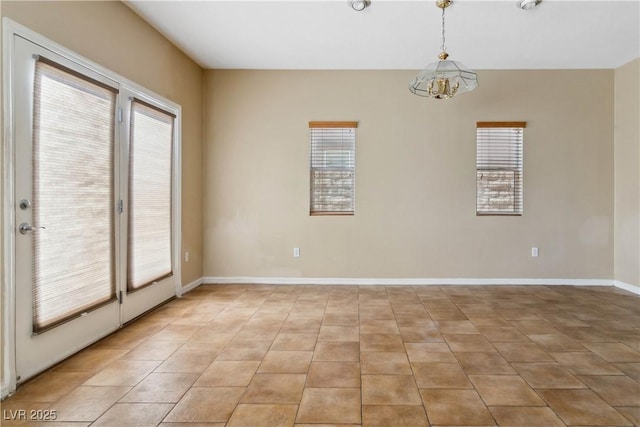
[11,34,178,383]
[119,97,177,323]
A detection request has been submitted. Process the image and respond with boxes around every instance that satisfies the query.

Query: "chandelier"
[409,0,478,99]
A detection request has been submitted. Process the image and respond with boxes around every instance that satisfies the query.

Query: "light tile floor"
[2,284,640,426]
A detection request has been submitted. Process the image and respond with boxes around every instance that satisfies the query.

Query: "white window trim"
[2,18,182,397]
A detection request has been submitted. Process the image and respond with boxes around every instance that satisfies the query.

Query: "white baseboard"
[613,280,640,295]
[181,277,204,295]
[202,276,614,287]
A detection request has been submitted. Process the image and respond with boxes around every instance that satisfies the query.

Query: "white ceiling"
[126,0,640,70]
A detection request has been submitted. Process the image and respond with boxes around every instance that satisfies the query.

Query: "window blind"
[32,58,117,332]
[127,99,174,291]
[476,122,526,215]
[309,121,357,215]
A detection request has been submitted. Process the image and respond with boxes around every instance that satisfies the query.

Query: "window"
[32,57,117,332]
[127,100,175,291]
[309,121,357,215]
[476,121,526,215]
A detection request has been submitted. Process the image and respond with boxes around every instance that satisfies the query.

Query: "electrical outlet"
[185,251,190,262]
[293,247,300,257]
[531,247,539,257]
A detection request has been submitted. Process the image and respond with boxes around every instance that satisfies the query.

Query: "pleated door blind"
[127,100,174,291]
[309,121,357,215]
[476,122,526,215]
[32,57,117,332]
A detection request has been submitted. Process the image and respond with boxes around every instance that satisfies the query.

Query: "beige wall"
[614,58,640,289]
[2,1,204,286]
[203,69,615,280]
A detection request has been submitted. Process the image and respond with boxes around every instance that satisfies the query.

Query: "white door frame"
[2,18,182,398]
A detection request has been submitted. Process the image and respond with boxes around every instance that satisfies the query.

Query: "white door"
[13,36,121,382]
[12,34,178,383]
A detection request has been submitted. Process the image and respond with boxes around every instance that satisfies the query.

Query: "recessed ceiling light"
[518,0,542,10]
[350,0,370,12]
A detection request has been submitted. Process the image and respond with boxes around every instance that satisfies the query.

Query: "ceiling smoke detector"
[350,0,370,12]
[518,0,542,10]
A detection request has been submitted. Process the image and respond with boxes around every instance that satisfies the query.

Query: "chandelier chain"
[441,5,446,53]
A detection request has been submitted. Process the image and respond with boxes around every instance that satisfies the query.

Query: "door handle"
[19,223,46,235]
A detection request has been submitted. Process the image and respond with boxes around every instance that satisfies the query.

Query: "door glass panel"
[127,100,174,291]
[32,58,117,333]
